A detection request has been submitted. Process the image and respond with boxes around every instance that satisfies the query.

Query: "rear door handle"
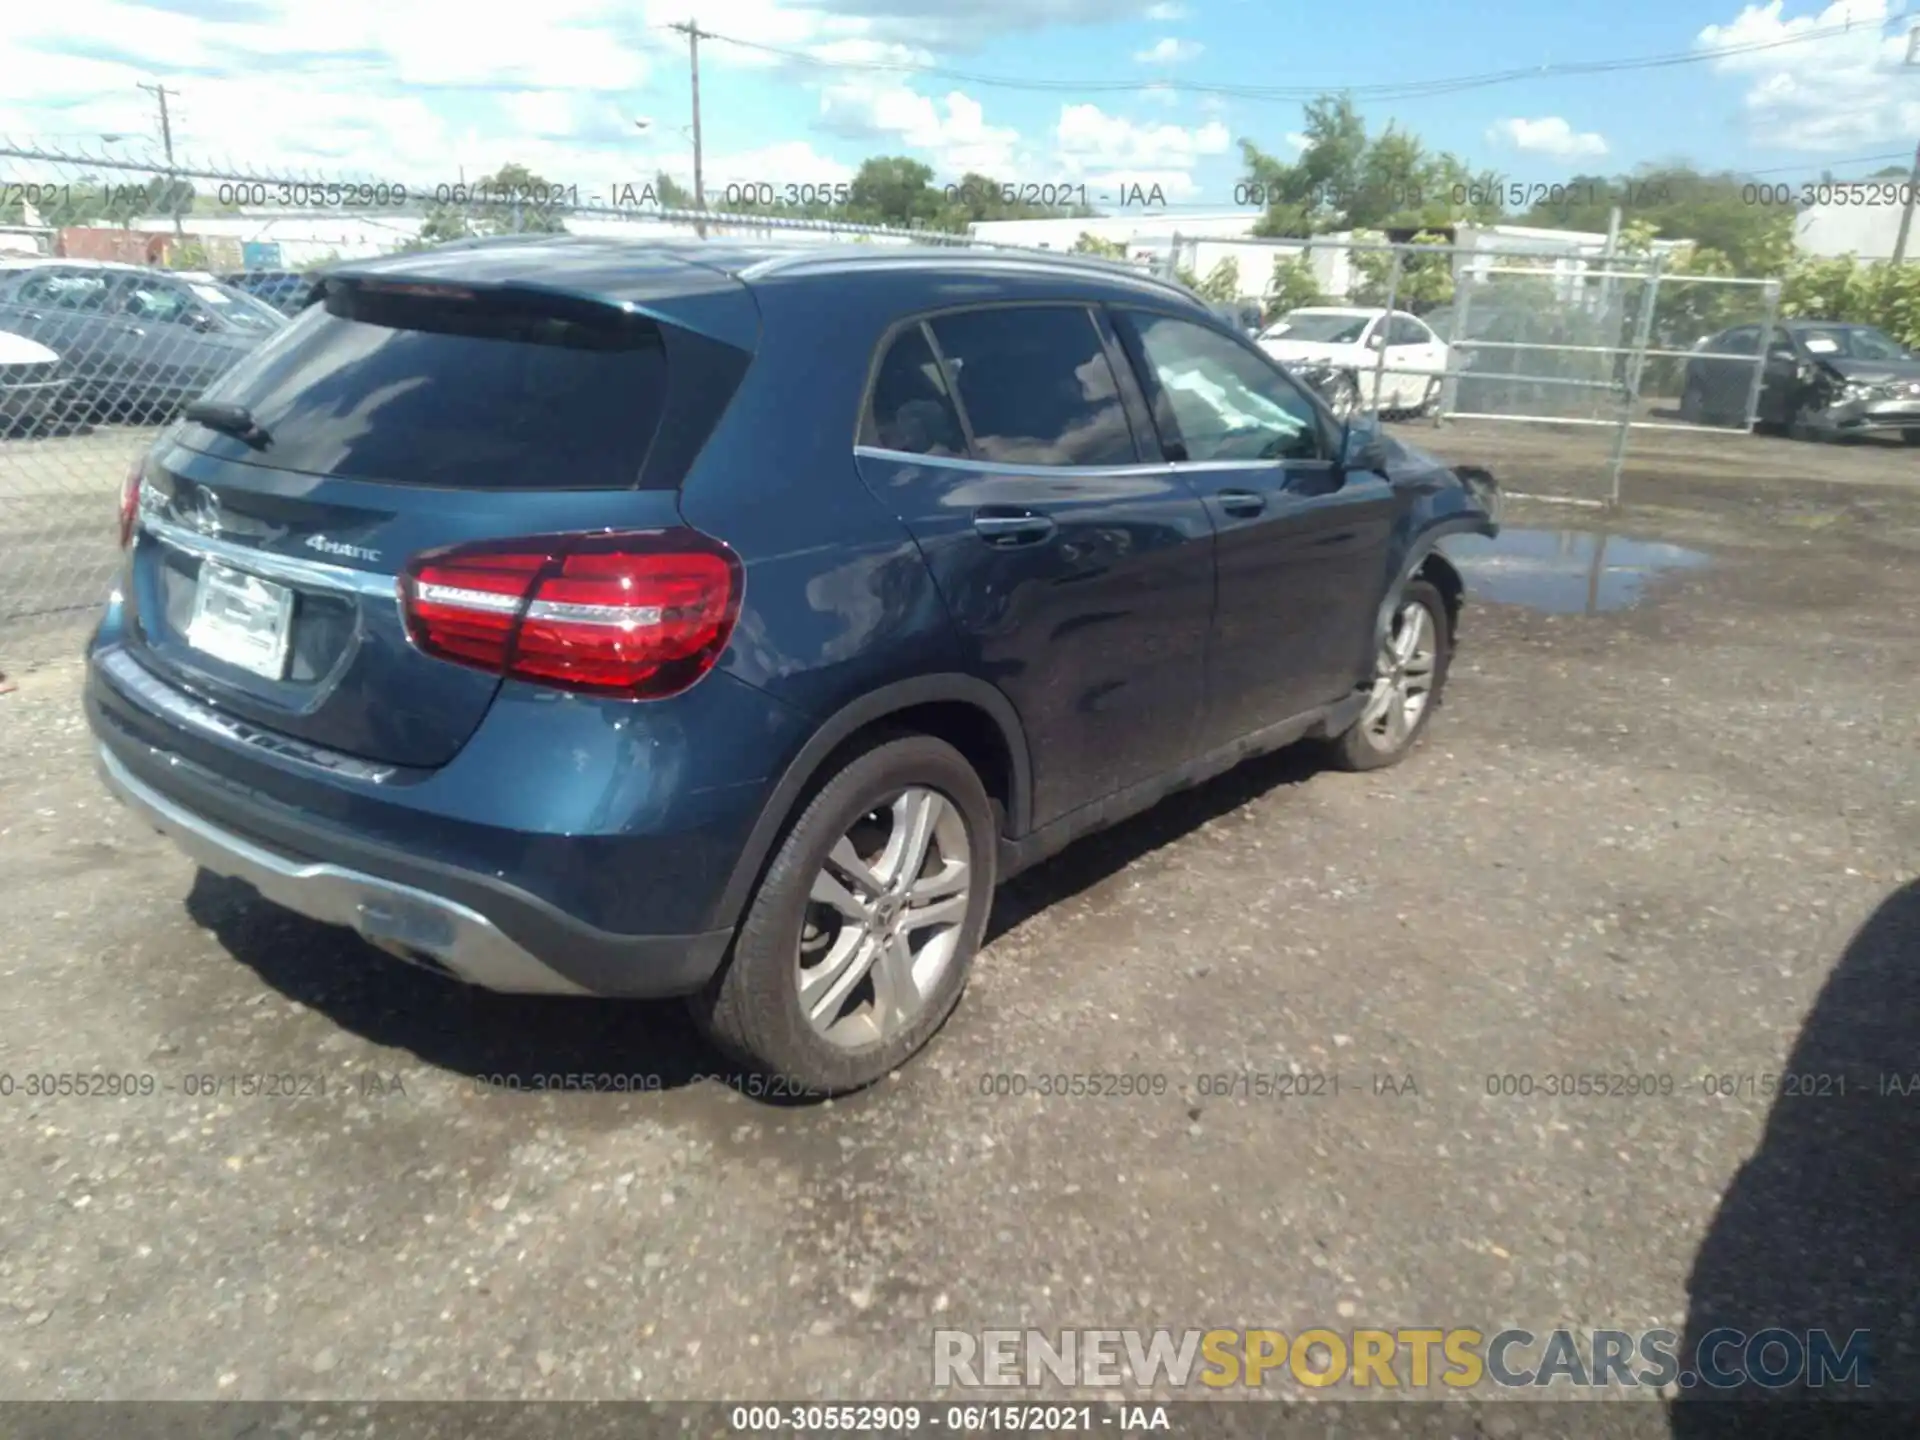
[1217,488,1266,518]
[972,509,1057,546]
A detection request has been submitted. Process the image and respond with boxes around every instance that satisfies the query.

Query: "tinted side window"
[927,306,1137,467]
[1718,327,1759,355]
[1121,312,1324,463]
[122,283,195,325]
[860,323,965,457]
[1388,315,1430,345]
[22,271,111,311]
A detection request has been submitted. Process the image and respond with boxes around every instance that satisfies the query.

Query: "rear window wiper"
[182,399,272,449]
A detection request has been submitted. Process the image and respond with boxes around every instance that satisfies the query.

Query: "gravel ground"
[0,438,1917,1415]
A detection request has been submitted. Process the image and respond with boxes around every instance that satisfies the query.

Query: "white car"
[1256,306,1450,417]
[0,327,66,432]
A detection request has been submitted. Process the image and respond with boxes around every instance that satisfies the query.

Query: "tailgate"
[118,260,756,768]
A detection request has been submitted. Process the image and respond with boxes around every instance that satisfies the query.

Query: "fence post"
[1741,278,1784,432]
[1372,245,1402,414]
[1437,245,1471,425]
[1604,250,1665,509]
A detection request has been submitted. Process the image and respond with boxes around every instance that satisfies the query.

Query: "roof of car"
[0,256,158,273]
[327,233,1200,309]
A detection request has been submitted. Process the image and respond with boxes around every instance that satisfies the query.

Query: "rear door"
[1112,307,1399,749]
[1704,325,1759,419]
[1385,312,1444,407]
[0,268,122,391]
[851,304,1215,827]
[120,270,751,768]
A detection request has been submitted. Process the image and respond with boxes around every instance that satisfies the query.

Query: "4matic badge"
[306,535,382,563]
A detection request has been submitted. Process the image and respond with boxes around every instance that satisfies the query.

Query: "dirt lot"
[0,420,1917,1418]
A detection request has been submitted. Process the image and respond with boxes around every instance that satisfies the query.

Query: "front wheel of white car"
[1321,371,1359,421]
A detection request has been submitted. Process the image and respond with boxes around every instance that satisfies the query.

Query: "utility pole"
[668,20,708,236]
[137,81,185,244]
[1893,27,1920,267]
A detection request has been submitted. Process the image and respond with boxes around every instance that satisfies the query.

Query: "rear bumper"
[85,642,763,998]
[95,740,732,996]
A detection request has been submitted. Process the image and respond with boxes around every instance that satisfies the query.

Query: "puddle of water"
[1439,528,1712,615]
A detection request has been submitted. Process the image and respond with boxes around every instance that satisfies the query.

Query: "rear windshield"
[197,281,669,489]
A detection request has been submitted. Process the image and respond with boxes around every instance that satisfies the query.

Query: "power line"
[671,15,1888,104]
[667,20,710,234]
[135,80,184,241]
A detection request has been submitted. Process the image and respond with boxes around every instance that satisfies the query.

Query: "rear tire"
[1325,580,1452,773]
[689,734,996,1096]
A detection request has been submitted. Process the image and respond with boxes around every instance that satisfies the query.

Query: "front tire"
[1325,580,1451,773]
[690,734,996,1095]
[1321,371,1359,421]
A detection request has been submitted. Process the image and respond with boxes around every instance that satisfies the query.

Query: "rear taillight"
[118,458,142,549]
[398,529,743,699]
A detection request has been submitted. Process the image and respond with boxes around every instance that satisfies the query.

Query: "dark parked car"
[221,269,318,317]
[1681,319,1920,441]
[0,260,286,424]
[85,236,1499,1092]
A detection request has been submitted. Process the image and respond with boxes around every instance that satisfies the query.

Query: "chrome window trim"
[852,444,1169,477]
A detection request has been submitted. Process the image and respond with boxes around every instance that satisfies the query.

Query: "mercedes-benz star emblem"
[183,488,222,537]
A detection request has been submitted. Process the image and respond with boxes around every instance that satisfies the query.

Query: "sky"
[4,0,1920,212]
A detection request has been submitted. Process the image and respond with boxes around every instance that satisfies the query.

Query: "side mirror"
[1366,333,1386,351]
[1341,420,1390,473]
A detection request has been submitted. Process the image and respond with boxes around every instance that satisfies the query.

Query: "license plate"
[186,562,294,679]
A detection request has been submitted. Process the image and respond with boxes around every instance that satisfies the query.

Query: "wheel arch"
[1373,520,1478,656]
[708,674,1033,933]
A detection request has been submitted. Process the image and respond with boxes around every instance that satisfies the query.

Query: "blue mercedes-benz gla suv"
[85,235,1498,1093]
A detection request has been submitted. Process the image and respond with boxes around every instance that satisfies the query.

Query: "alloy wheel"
[797,787,972,1049]
[1325,374,1359,421]
[1360,598,1438,753]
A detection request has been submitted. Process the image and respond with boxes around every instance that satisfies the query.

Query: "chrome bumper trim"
[96,743,588,996]
[98,647,397,784]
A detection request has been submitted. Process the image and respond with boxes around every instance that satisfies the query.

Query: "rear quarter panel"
[675,270,969,725]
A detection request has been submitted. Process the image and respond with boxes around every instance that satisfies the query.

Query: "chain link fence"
[0,142,1785,663]
[1161,231,1781,506]
[0,142,1168,665]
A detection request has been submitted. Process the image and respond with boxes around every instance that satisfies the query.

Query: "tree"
[1241,94,1502,238]
[474,162,568,234]
[1346,229,1452,309]
[1265,252,1322,315]
[1197,256,1241,303]
[846,156,943,228]
[654,170,695,209]
[1071,233,1127,258]
[1517,165,1794,275]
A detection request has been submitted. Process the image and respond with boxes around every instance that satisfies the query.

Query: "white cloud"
[1140,82,1180,106]
[1486,116,1609,159]
[1284,131,1310,152]
[0,0,662,179]
[817,84,1023,176]
[1146,2,1189,17]
[1054,103,1230,198]
[1134,36,1204,64]
[1696,0,1920,150]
